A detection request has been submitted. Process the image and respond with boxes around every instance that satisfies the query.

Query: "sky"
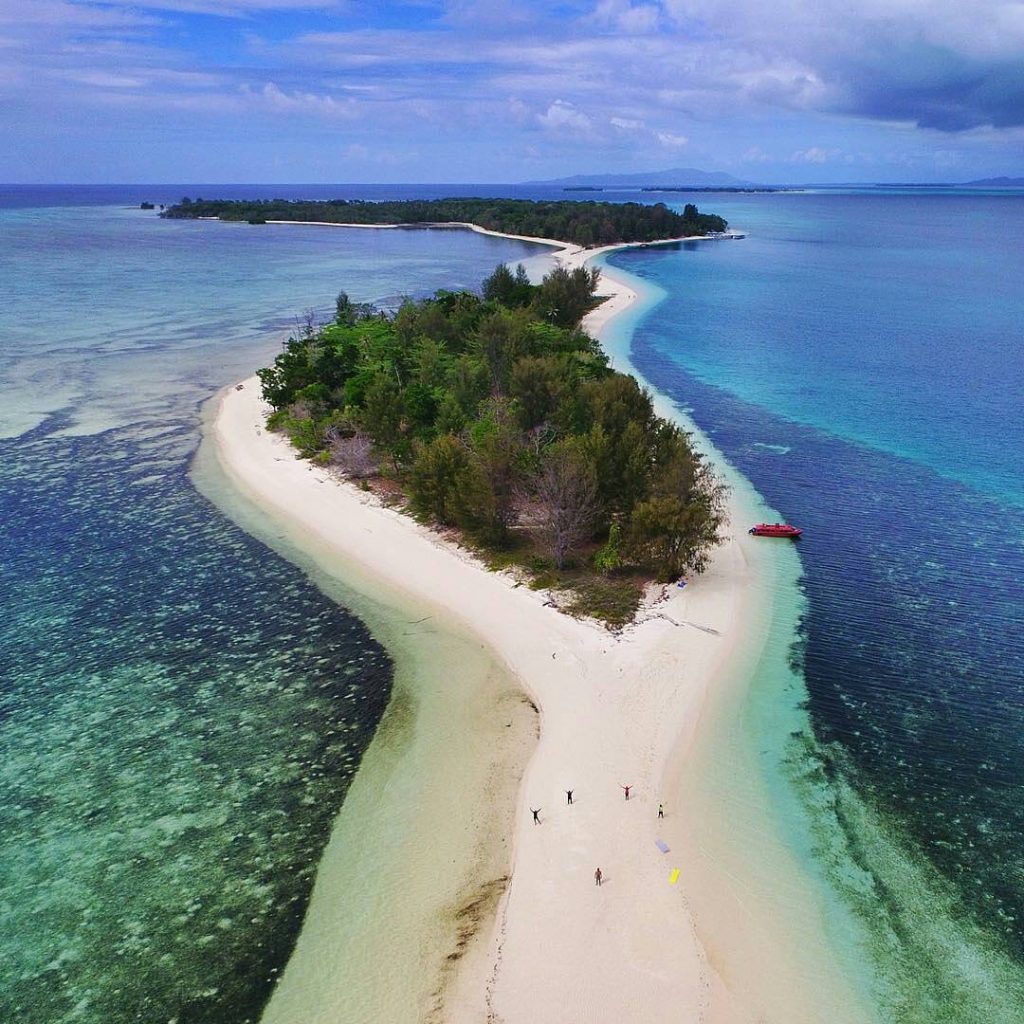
[2,0,1023,183]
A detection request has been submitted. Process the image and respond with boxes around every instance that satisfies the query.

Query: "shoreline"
[195,399,542,1024]
[205,223,864,1022]
[254,215,733,266]
[211,374,752,1023]
[588,252,878,1023]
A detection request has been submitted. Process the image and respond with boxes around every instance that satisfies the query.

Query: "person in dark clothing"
[594,867,603,886]
[531,807,541,824]
[621,784,633,801]
[566,789,574,805]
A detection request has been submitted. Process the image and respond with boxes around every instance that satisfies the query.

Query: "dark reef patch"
[0,420,393,1024]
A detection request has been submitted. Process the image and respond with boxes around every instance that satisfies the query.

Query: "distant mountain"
[963,176,1024,187]
[523,167,760,188]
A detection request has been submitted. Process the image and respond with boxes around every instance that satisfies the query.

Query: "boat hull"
[748,523,803,538]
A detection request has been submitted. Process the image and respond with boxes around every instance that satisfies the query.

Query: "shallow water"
[597,268,881,1022]
[9,181,1020,1023]
[608,190,1024,1019]
[0,417,392,1024]
[0,193,543,1023]
[192,433,538,1024]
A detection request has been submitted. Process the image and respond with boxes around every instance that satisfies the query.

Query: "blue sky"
[3,0,1023,183]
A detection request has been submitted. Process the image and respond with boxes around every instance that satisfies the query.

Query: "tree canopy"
[258,262,726,625]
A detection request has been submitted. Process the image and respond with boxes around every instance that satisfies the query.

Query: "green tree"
[532,266,601,328]
[163,197,728,245]
[624,495,692,580]
[251,242,730,626]
[482,263,534,307]
[336,291,355,324]
[408,434,470,524]
[464,396,525,544]
[358,372,405,468]
[593,522,623,574]
[448,355,490,419]
[509,355,566,429]
[625,435,726,580]
[473,308,532,392]
[403,381,438,435]
[258,335,317,410]
[435,392,467,435]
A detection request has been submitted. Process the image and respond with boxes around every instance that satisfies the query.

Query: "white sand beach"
[213,375,754,1023]
[206,231,874,1024]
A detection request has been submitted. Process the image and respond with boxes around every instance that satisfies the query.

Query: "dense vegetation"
[257,264,726,626]
[161,197,727,247]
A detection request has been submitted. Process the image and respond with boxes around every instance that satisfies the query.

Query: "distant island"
[160,197,727,248]
[640,186,784,194]
[963,176,1024,187]
[526,166,760,188]
[254,263,726,626]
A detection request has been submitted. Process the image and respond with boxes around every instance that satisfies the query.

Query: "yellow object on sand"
[669,868,680,886]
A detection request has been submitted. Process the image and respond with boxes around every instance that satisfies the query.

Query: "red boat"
[748,523,803,538]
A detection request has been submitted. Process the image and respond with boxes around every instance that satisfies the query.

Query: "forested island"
[641,186,783,194]
[161,197,727,247]
[257,263,726,626]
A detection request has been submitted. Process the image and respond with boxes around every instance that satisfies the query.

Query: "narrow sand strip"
[215,376,754,1024]
[210,232,769,1022]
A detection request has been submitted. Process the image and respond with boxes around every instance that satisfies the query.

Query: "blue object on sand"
[655,838,670,853]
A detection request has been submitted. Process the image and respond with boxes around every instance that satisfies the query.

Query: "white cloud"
[243,81,361,118]
[656,130,689,148]
[64,71,146,89]
[508,97,531,123]
[790,146,841,163]
[592,0,662,34]
[1,0,1022,180]
[662,0,1024,129]
[537,99,592,133]
[71,0,348,17]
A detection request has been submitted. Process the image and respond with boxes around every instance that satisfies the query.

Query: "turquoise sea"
[0,188,541,1023]
[2,183,1022,1022]
[606,187,1024,1019]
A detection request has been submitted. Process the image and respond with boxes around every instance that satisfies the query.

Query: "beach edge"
[203,226,819,1023]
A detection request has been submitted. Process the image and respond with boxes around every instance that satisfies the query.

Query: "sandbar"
[206,226,868,1023]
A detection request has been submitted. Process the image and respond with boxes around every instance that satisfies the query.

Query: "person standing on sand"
[658,803,664,819]
[621,784,633,801]
[531,807,541,824]
[566,789,574,805]
[595,867,602,886]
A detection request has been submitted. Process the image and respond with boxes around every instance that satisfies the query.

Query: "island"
[160,196,727,247]
[640,186,785,194]
[963,176,1024,187]
[208,218,850,1023]
[256,261,727,626]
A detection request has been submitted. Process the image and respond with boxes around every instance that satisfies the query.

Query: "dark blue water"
[610,191,1024,1016]
[0,191,544,1024]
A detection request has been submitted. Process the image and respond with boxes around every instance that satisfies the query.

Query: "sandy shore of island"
[207,235,760,1024]
[213,367,756,1023]
[206,228,872,1024]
